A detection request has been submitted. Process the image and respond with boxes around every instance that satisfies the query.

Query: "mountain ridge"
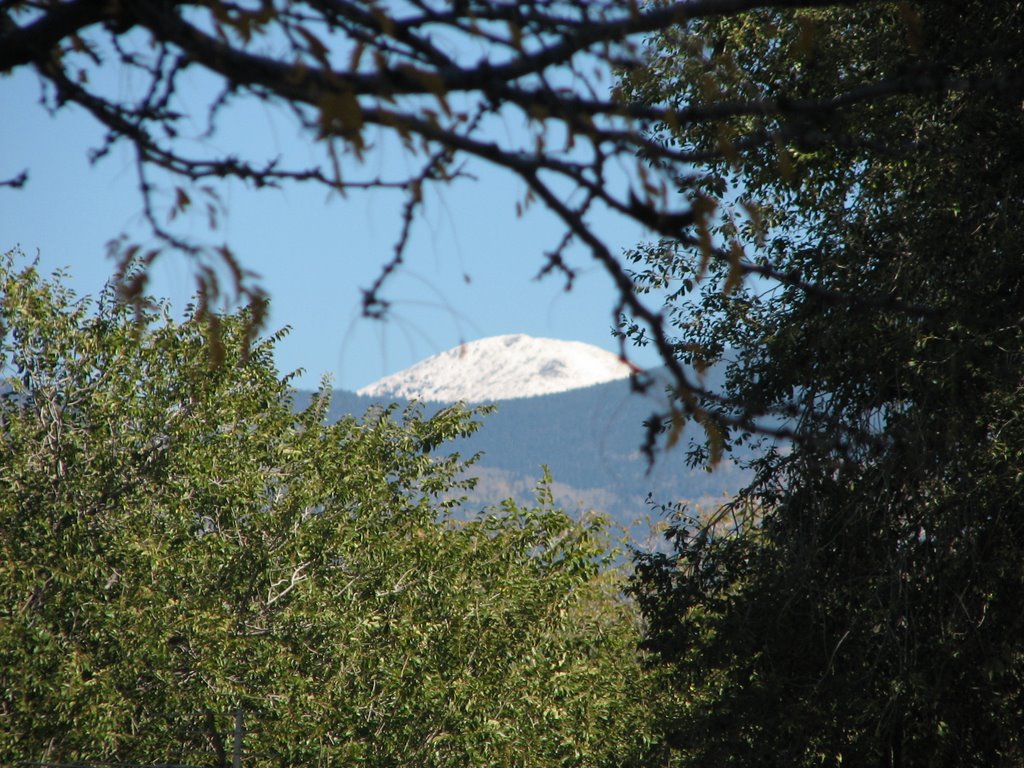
[356,333,633,402]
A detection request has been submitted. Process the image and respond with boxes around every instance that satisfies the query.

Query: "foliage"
[4,1,1018,440]
[622,2,1024,766]
[0,250,658,768]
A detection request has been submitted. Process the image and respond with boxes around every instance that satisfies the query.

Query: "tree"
[0,249,659,768]
[3,0,1013,437]
[622,2,1024,766]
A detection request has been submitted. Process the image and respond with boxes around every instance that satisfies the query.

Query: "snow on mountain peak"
[356,333,633,402]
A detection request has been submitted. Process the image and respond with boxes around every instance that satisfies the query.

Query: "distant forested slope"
[297,371,752,530]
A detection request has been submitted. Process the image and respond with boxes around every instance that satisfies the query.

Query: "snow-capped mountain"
[356,334,633,402]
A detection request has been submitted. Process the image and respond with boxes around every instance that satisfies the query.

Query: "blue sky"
[1,66,664,392]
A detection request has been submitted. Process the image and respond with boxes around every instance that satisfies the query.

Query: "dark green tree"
[621,3,1024,766]
[0,250,658,768]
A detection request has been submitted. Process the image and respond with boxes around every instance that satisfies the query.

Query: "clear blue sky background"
[1,67,663,392]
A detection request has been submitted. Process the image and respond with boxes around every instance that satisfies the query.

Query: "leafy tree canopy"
[623,2,1024,766]
[0,250,660,768]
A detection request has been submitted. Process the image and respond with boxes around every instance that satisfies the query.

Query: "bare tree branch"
[4,0,1017,446]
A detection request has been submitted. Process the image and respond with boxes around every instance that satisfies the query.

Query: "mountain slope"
[303,368,750,534]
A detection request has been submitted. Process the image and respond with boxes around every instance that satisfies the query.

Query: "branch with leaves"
[4,0,1015,449]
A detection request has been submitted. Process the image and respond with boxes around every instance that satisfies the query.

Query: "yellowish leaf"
[724,240,745,295]
[899,2,923,52]
[318,91,364,145]
[296,26,329,65]
[666,409,687,450]
[795,16,817,58]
